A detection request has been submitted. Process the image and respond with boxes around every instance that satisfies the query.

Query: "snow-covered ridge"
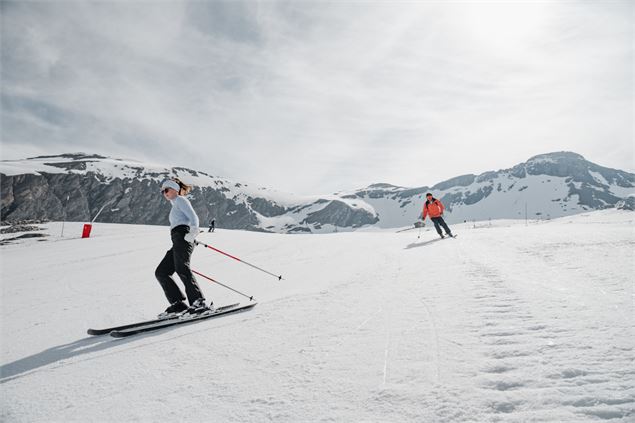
[1,151,633,233]
[339,151,634,228]
[0,153,380,233]
[1,153,360,209]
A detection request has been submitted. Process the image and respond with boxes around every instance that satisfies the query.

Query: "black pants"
[155,225,204,305]
[431,216,452,236]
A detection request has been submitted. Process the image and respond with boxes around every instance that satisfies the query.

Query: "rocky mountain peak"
[526,151,586,163]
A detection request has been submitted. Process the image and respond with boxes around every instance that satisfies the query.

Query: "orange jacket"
[422,198,444,219]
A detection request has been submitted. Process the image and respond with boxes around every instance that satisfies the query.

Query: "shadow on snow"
[404,237,444,249]
[0,326,185,383]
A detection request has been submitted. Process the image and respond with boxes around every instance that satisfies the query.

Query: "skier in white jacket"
[155,178,209,318]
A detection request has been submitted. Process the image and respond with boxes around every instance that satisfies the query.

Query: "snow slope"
[1,211,633,422]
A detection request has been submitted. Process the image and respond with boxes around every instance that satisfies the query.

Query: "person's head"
[161,180,180,200]
[160,178,193,200]
[426,193,433,201]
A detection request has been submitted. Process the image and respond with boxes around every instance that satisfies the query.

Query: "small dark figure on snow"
[208,218,215,233]
[421,193,453,239]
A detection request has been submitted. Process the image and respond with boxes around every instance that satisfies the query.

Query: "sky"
[1,1,633,195]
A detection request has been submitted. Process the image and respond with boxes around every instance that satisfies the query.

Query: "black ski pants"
[155,225,205,305]
[431,216,452,236]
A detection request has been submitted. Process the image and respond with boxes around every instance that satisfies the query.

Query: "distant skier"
[155,178,210,318]
[208,218,215,233]
[421,193,454,238]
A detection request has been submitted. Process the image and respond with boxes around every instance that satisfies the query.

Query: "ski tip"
[87,328,110,336]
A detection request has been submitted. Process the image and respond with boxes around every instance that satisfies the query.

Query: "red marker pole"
[195,240,283,281]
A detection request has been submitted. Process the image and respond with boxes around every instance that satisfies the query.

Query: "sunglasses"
[162,188,171,194]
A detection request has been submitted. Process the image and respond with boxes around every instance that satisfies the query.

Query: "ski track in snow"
[0,212,634,422]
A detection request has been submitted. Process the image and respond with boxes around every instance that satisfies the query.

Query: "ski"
[109,302,257,338]
[87,314,183,336]
[87,302,241,335]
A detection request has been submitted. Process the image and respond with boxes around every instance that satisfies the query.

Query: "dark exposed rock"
[0,224,44,234]
[432,174,476,191]
[0,171,260,230]
[0,219,49,225]
[44,161,89,171]
[615,197,635,210]
[476,171,498,183]
[302,200,378,227]
[288,226,312,233]
[435,192,462,212]
[0,232,48,245]
[247,197,288,217]
[510,164,527,178]
[568,183,621,209]
[463,186,494,205]
[32,153,107,160]
[397,186,430,199]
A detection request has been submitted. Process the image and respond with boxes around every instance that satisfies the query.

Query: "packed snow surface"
[1,211,633,422]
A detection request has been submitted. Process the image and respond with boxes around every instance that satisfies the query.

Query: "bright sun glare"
[457,2,553,53]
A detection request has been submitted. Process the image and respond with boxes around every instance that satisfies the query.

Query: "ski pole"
[195,240,283,280]
[416,220,424,239]
[396,227,417,233]
[192,269,255,301]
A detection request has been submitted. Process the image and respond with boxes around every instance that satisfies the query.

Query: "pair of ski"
[88,302,257,338]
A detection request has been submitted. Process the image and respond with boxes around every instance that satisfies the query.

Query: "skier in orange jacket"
[421,193,454,238]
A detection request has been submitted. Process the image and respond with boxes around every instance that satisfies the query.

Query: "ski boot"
[185,298,213,316]
[158,300,188,319]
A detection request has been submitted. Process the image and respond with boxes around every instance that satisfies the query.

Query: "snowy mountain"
[0,153,376,233]
[1,152,633,233]
[343,152,634,227]
[1,210,633,421]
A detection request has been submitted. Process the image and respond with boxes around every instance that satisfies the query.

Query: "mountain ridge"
[1,151,633,233]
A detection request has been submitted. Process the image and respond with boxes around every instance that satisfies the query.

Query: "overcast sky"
[1,1,632,194]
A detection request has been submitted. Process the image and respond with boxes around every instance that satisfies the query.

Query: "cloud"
[1,1,632,194]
